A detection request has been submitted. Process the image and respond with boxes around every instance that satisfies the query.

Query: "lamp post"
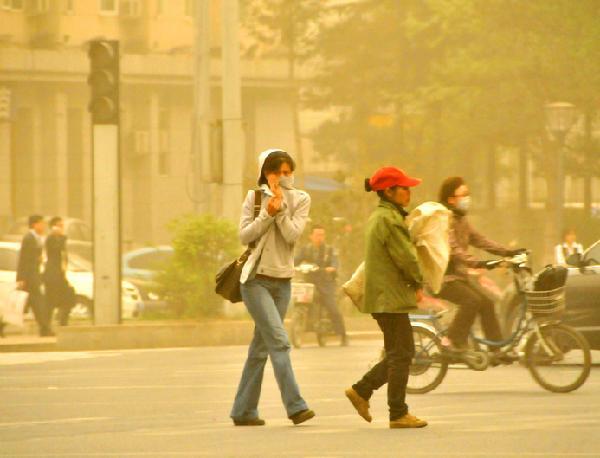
[545,102,577,243]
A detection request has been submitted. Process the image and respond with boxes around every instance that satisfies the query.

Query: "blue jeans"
[230,277,308,420]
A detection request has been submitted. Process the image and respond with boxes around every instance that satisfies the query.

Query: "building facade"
[0,0,306,247]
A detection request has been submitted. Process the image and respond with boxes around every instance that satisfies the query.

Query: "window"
[63,0,73,14]
[584,241,600,266]
[184,0,194,17]
[120,0,141,17]
[99,0,118,15]
[10,0,23,10]
[158,109,170,176]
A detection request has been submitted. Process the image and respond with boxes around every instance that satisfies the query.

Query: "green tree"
[157,214,239,318]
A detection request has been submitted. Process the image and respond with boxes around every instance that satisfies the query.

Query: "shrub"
[157,214,239,318]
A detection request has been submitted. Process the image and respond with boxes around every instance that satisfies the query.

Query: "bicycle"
[408,253,592,394]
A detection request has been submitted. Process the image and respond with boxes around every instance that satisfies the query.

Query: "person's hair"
[438,176,465,204]
[28,215,43,227]
[258,151,296,186]
[364,178,397,198]
[562,227,577,239]
[49,216,63,228]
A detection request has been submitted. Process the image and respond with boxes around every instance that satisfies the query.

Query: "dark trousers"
[27,287,51,335]
[438,278,502,347]
[353,313,414,420]
[315,282,346,336]
[45,280,74,326]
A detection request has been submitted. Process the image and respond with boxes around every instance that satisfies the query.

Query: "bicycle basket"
[525,286,565,322]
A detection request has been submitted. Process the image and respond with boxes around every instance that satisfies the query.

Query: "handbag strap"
[249,189,262,249]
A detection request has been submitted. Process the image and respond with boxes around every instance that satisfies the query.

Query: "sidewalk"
[0,316,381,352]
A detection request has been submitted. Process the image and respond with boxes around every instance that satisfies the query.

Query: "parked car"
[122,246,174,281]
[2,217,92,261]
[0,241,141,322]
[122,246,174,315]
[501,240,600,349]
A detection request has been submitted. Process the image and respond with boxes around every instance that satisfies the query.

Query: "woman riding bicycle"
[437,177,525,358]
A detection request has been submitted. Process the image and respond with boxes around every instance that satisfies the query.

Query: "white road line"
[0,416,112,427]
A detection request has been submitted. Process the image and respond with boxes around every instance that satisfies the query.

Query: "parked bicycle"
[408,252,591,394]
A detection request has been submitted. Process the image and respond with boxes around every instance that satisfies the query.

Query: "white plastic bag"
[1,288,29,327]
[342,262,365,311]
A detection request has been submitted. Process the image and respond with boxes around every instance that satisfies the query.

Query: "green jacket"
[361,199,423,314]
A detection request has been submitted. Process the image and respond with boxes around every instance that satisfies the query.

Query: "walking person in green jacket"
[345,166,428,429]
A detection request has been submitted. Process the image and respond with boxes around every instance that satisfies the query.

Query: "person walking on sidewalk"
[345,167,428,429]
[16,215,52,336]
[44,217,76,326]
[230,149,315,427]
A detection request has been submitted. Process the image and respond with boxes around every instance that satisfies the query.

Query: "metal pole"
[193,0,212,213]
[92,124,121,325]
[556,133,565,242]
[221,0,244,222]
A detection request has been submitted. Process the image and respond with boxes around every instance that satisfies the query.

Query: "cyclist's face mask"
[455,196,471,213]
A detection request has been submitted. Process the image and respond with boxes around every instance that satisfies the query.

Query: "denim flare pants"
[230,276,308,420]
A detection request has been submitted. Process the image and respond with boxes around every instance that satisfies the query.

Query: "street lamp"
[545,101,577,245]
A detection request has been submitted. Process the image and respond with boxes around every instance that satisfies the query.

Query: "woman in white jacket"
[230,149,315,427]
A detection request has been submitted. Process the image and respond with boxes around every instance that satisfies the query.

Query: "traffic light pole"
[88,40,121,325]
[92,124,121,325]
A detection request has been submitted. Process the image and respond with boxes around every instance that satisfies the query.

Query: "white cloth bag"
[1,288,29,327]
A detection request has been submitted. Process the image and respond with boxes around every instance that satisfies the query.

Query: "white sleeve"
[554,244,566,265]
[275,192,311,244]
[239,190,274,246]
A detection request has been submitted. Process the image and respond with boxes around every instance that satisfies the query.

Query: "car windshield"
[584,240,600,266]
[127,250,173,271]
[0,247,18,271]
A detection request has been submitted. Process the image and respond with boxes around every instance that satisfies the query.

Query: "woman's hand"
[267,174,283,199]
[267,196,282,216]
[415,288,424,303]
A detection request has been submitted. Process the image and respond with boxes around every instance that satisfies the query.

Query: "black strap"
[249,190,262,249]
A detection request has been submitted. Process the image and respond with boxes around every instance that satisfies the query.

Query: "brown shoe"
[233,417,266,426]
[389,413,428,429]
[345,388,372,423]
[289,409,315,425]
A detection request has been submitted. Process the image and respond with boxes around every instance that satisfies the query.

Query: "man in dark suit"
[17,215,52,336]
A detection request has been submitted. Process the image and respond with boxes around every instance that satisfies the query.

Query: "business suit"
[17,231,51,335]
[44,233,74,326]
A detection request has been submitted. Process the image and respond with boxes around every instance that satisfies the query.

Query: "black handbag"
[215,190,262,303]
[534,265,568,291]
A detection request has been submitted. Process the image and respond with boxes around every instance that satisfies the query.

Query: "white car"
[0,241,141,322]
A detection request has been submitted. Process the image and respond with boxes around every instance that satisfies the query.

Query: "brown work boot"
[345,388,372,423]
[389,413,428,429]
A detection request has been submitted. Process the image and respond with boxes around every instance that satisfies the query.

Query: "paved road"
[1,340,599,457]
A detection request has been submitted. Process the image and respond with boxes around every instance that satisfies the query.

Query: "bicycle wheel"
[525,323,591,393]
[407,326,448,394]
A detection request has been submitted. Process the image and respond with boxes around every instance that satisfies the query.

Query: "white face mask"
[455,196,471,212]
[279,175,295,189]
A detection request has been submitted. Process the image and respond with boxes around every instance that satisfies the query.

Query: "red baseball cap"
[367,167,422,191]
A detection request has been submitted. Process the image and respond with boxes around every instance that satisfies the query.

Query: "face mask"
[279,175,295,189]
[455,196,471,213]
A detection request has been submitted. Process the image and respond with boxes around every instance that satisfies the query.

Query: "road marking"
[0,351,121,366]
[0,416,111,427]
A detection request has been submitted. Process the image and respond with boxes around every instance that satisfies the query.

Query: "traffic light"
[87,40,119,125]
